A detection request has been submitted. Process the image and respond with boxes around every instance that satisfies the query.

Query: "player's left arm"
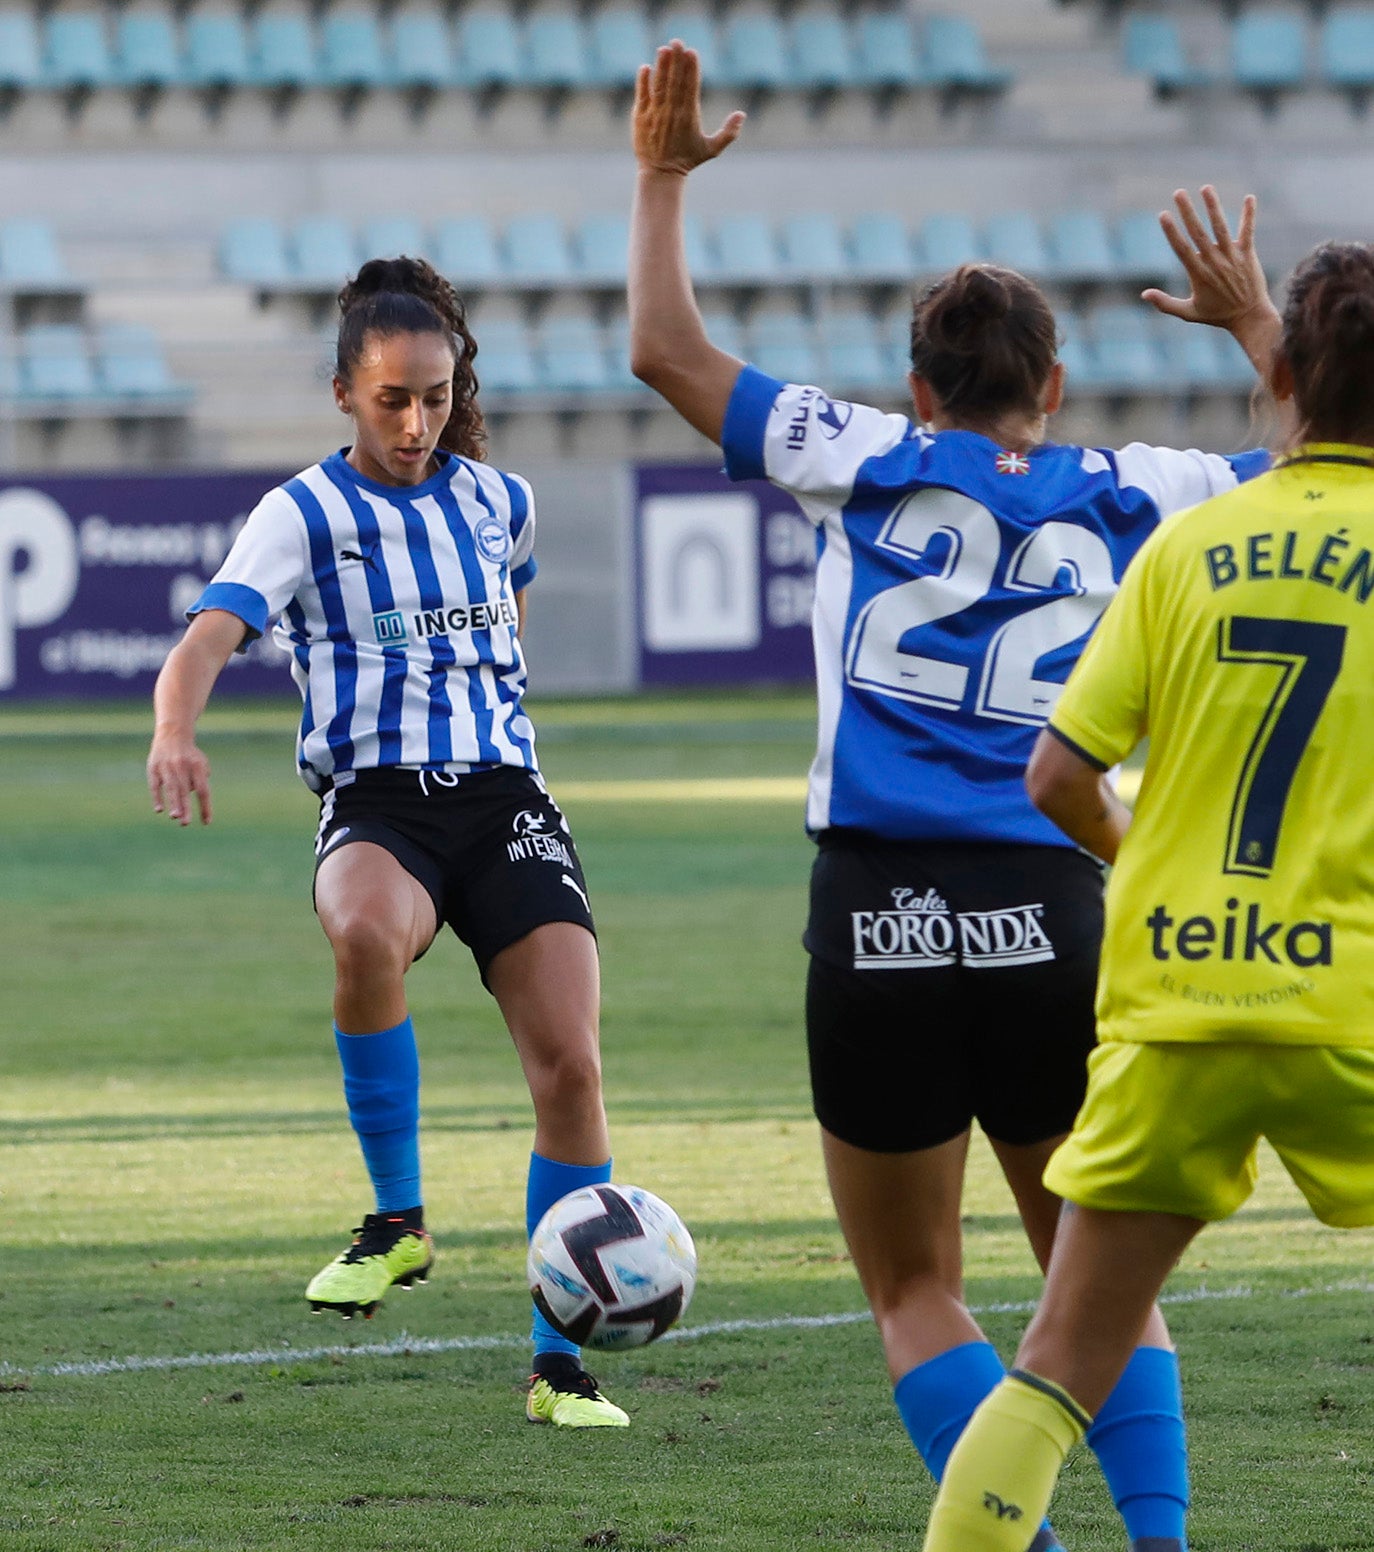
[1026,732,1133,865]
[629,43,746,444]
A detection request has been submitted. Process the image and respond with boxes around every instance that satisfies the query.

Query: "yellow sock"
[923,1371,1091,1552]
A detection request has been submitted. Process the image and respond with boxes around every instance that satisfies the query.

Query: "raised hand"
[1143,186,1273,332]
[633,41,745,177]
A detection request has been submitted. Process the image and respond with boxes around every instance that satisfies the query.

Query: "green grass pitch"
[1,693,1370,1551]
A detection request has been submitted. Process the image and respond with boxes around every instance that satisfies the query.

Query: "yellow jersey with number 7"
[1049,445,1374,1046]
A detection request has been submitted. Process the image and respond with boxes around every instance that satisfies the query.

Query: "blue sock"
[526,1153,612,1360]
[334,1018,421,1214]
[1087,1346,1189,1549]
[895,1341,1064,1551]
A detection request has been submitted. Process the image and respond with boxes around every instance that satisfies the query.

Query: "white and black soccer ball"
[528,1183,697,1351]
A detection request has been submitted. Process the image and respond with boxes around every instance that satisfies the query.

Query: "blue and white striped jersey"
[190,448,539,791]
[722,365,1270,846]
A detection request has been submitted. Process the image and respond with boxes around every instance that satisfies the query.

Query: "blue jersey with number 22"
[721,364,1269,847]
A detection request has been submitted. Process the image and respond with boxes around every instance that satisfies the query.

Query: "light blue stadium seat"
[0,9,44,87]
[603,314,641,390]
[1233,10,1307,90]
[820,310,888,389]
[392,13,454,88]
[587,7,650,87]
[750,310,819,384]
[185,11,254,87]
[983,212,1050,274]
[923,16,1007,89]
[539,314,611,391]
[253,14,319,88]
[1319,6,1374,90]
[682,213,718,280]
[1047,211,1119,282]
[700,307,745,360]
[1088,304,1169,391]
[502,214,575,283]
[882,307,912,379]
[360,217,429,262]
[1055,311,1094,384]
[434,215,503,284]
[319,10,390,88]
[221,218,292,284]
[720,13,788,89]
[0,219,69,287]
[456,8,522,88]
[1115,209,1180,280]
[574,213,628,284]
[919,213,983,272]
[655,9,721,80]
[292,216,358,287]
[790,13,858,89]
[848,212,914,280]
[21,324,96,399]
[96,323,187,399]
[115,12,180,87]
[853,11,925,89]
[780,213,847,279]
[524,11,592,88]
[473,315,538,393]
[0,345,18,400]
[1158,322,1230,390]
[713,213,780,281]
[1122,16,1212,91]
[44,13,115,87]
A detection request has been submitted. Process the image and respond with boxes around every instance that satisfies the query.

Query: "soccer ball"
[528,1183,697,1350]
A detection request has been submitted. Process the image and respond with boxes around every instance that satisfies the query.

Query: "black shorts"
[804,832,1104,1153]
[312,765,595,985]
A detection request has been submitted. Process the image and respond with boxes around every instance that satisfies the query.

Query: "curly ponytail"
[336,255,487,461]
[1281,242,1374,445]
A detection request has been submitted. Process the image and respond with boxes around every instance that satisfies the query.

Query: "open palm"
[633,42,745,176]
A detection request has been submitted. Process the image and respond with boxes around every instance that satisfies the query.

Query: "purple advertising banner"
[634,463,815,686]
[0,470,294,700]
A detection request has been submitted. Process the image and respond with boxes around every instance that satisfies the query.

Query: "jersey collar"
[1279,442,1374,470]
[327,447,458,499]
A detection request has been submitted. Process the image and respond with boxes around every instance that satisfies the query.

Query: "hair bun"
[924,265,1013,358]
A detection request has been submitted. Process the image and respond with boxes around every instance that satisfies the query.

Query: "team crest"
[995,450,1031,475]
[475,515,510,564]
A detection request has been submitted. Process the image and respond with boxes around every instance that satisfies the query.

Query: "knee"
[526,1038,604,1112]
[326,910,411,984]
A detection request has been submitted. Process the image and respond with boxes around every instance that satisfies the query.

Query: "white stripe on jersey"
[807,514,855,834]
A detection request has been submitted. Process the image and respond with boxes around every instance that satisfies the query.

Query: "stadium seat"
[819,310,889,390]
[1319,7,1374,93]
[1087,304,1170,391]
[848,213,914,280]
[1122,16,1213,92]
[1158,322,1234,391]
[1046,211,1120,283]
[184,10,255,88]
[719,13,789,90]
[538,313,611,391]
[0,344,18,401]
[779,214,848,280]
[574,213,629,284]
[1055,311,1094,384]
[434,215,504,285]
[291,216,358,287]
[713,213,781,282]
[21,324,97,399]
[749,309,819,384]
[603,314,641,391]
[360,217,429,263]
[44,13,115,88]
[392,13,455,89]
[853,11,925,89]
[700,307,745,360]
[983,213,1051,275]
[456,8,522,88]
[1232,10,1308,92]
[253,13,320,89]
[221,218,292,285]
[923,16,1008,90]
[523,11,593,89]
[1115,209,1181,281]
[319,11,390,88]
[0,220,69,288]
[502,214,575,283]
[96,322,188,400]
[471,314,539,393]
[882,305,913,380]
[0,9,43,89]
[587,7,651,88]
[918,213,983,272]
[682,213,719,280]
[789,13,858,90]
[115,12,180,88]
[654,9,721,81]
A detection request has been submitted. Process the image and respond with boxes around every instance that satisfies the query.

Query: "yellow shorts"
[1044,1041,1374,1227]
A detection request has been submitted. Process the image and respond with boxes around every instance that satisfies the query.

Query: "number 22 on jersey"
[844,487,1118,726]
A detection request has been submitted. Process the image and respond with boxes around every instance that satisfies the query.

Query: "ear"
[1042,360,1066,417]
[1270,350,1295,403]
[910,372,938,425]
[332,375,351,416]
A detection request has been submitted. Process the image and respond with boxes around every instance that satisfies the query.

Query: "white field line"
[6,1279,1372,1383]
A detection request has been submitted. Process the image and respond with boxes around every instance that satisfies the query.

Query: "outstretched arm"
[147,608,246,826]
[629,42,747,444]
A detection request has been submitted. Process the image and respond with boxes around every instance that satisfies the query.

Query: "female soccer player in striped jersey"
[147,257,628,1428]
[923,241,1374,1552]
[629,41,1284,1548]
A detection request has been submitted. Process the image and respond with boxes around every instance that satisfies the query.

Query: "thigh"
[315,839,439,964]
[488,919,601,1064]
[1262,1047,1374,1228]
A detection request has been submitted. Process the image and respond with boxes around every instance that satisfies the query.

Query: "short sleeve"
[720,365,912,524]
[1113,442,1271,517]
[501,471,537,592]
[187,487,309,651]
[1049,535,1157,770]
